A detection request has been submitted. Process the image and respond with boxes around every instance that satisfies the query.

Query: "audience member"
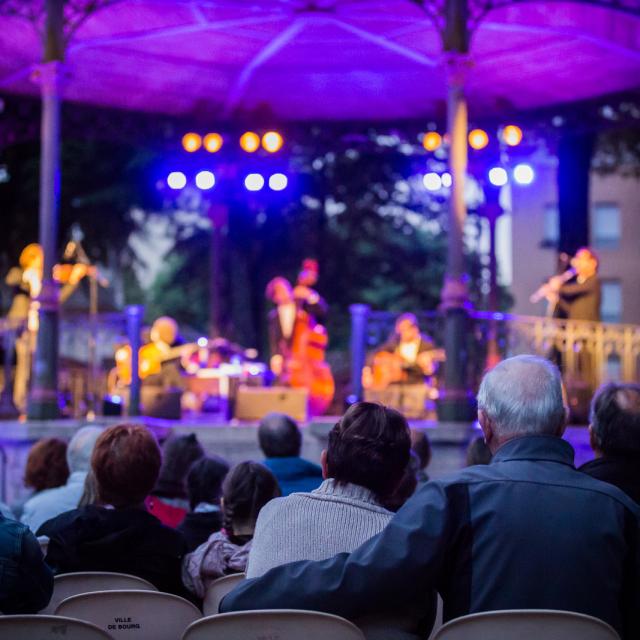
[410,429,432,482]
[146,433,205,527]
[466,435,492,466]
[38,424,187,596]
[21,426,102,532]
[178,455,230,551]
[221,355,640,640]
[258,413,323,495]
[182,461,279,599]
[0,513,53,613]
[580,382,640,503]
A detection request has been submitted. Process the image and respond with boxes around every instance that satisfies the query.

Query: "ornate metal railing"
[350,305,640,402]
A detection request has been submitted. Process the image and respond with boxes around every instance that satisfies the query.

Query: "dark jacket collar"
[492,435,575,467]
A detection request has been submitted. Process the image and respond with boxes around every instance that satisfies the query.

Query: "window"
[541,204,559,247]
[601,279,622,323]
[592,202,621,249]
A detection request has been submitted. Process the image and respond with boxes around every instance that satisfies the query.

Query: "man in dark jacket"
[222,356,640,640]
[556,247,601,321]
[258,412,322,495]
[580,382,640,503]
[0,514,53,613]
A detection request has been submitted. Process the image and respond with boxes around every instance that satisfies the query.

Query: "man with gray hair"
[22,426,102,533]
[222,355,640,639]
[580,382,640,503]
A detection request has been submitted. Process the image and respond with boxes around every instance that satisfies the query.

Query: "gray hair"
[67,426,103,474]
[477,355,566,437]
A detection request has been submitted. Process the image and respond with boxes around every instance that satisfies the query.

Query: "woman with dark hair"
[37,424,188,596]
[182,461,279,599]
[146,433,205,527]
[177,456,230,551]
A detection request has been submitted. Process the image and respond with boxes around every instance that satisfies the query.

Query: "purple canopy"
[1,0,639,120]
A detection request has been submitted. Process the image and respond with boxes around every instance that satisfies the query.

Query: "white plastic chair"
[181,609,366,640]
[433,609,620,640]
[202,573,245,616]
[55,589,201,640]
[0,614,113,639]
[40,571,157,615]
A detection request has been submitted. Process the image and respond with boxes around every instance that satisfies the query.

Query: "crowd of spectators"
[0,354,639,640]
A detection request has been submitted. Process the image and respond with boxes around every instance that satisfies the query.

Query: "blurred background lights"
[441,172,452,188]
[262,131,284,153]
[422,131,442,151]
[245,173,265,191]
[203,133,223,153]
[167,171,187,189]
[240,131,261,153]
[468,129,489,150]
[513,163,535,185]
[195,170,215,190]
[423,172,442,191]
[488,167,508,187]
[182,132,202,153]
[502,125,523,146]
[269,173,288,191]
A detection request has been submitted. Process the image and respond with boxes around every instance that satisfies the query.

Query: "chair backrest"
[202,573,246,616]
[433,609,620,640]
[55,590,201,640]
[40,571,158,615]
[182,609,366,640]
[0,614,113,639]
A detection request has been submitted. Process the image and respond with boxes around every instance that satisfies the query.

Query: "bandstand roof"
[0,0,639,121]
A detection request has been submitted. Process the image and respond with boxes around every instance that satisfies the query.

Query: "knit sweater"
[246,479,392,578]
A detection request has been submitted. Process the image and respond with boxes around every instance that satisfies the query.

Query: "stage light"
[422,132,442,151]
[240,131,260,153]
[513,163,535,185]
[197,337,208,348]
[502,125,523,146]
[195,170,215,190]
[423,172,442,191]
[441,172,452,188]
[167,171,187,189]
[469,129,489,150]
[488,167,508,187]
[182,133,202,153]
[262,131,284,153]
[269,173,288,191]
[245,173,265,191]
[203,133,223,153]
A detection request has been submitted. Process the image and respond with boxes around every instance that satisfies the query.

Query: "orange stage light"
[182,132,202,153]
[240,131,261,153]
[422,132,442,151]
[502,125,523,146]
[262,131,284,153]
[203,133,223,153]
[468,129,489,150]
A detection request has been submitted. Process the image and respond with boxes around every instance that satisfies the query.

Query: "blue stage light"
[269,173,288,191]
[195,170,215,190]
[167,171,187,189]
[513,163,535,185]
[488,167,508,187]
[423,172,442,191]
[245,173,265,191]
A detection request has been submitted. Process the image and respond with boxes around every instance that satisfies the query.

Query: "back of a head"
[186,455,231,510]
[477,355,566,439]
[154,433,205,498]
[590,382,640,457]
[91,424,162,508]
[24,438,69,492]
[466,436,493,466]
[66,426,103,474]
[327,402,411,501]
[222,461,280,543]
[258,413,301,458]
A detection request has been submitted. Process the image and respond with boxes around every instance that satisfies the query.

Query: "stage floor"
[0,415,591,507]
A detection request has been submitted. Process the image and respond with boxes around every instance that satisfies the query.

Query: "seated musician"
[363,313,437,389]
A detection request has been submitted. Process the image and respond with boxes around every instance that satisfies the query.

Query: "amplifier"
[234,386,308,422]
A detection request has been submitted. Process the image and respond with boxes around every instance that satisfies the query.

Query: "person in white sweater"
[246,402,434,639]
